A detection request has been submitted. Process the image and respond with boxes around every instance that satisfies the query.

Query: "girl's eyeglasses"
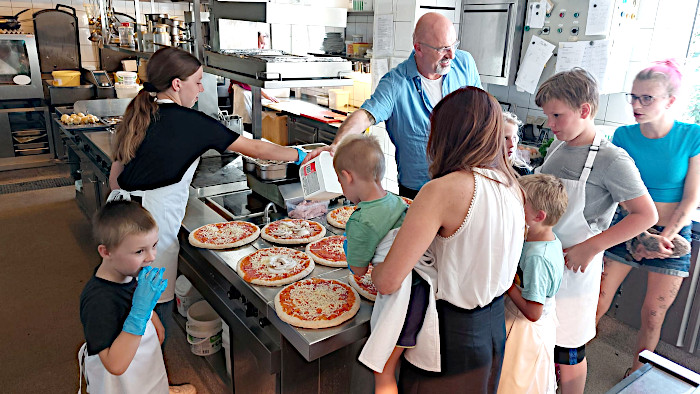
[625,93,667,106]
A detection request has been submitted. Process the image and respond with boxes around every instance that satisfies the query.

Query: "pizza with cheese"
[236,247,314,286]
[261,219,326,244]
[274,277,360,329]
[326,206,357,229]
[305,235,347,267]
[188,221,260,249]
[400,196,413,206]
[348,265,377,301]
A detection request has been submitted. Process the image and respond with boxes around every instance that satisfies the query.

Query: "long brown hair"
[112,47,201,163]
[427,86,517,186]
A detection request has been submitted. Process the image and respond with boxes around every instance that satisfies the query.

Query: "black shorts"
[396,273,430,348]
[554,344,586,365]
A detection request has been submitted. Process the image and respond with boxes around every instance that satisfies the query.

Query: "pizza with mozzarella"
[348,265,377,301]
[236,247,314,286]
[274,278,360,329]
[400,196,413,206]
[305,235,347,267]
[326,206,357,229]
[188,221,260,249]
[261,219,326,244]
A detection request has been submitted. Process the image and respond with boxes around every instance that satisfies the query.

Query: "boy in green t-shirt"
[333,134,427,394]
[498,174,568,394]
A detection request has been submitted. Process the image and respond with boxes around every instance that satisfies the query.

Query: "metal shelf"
[202,66,353,89]
[102,44,154,60]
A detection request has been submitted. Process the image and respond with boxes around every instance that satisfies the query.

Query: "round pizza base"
[260,219,326,245]
[305,236,347,268]
[188,221,260,249]
[326,206,356,229]
[348,273,377,302]
[274,278,360,329]
[236,248,315,287]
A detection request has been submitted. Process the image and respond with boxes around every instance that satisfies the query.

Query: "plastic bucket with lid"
[114,83,140,99]
[175,275,204,317]
[115,71,138,85]
[221,321,231,379]
[186,300,222,356]
[52,70,80,87]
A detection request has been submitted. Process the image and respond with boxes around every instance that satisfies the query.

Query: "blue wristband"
[294,147,307,165]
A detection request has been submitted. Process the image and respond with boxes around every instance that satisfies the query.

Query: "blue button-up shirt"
[361,50,482,190]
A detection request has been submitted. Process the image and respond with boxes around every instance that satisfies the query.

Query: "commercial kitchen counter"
[178,193,374,393]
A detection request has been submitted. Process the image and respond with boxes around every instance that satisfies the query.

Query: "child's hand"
[123,267,168,336]
[563,242,599,273]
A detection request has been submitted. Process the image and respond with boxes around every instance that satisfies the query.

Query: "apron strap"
[579,132,602,184]
[78,343,89,394]
[105,189,145,204]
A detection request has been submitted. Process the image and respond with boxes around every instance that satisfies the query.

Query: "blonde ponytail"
[113,90,158,163]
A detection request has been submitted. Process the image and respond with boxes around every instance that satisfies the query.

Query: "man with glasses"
[303,12,481,198]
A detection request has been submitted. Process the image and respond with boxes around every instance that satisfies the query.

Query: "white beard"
[435,61,451,75]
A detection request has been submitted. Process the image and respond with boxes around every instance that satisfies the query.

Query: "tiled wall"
[345,13,373,43]
[0,0,191,69]
[487,0,697,130]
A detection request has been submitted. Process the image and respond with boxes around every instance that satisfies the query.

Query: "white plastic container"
[299,151,343,200]
[115,83,140,99]
[115,71,138,85]
[329,89,350,111]
[175,275,204,318]
[221,321,231,379]
[186,300,222,356]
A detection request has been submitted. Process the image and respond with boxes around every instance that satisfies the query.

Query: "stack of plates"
[322,32,345,55]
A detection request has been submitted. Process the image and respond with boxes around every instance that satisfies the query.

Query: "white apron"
[358,228,441,373]
[78,317,168,394]
[542,133,604,348]
[497,296,557,394]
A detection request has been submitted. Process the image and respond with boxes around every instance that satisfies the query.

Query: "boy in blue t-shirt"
[498,174,568,394]
[333,134,428,394]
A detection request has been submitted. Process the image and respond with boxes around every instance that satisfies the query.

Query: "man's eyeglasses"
[419,40,460,55]
[625,93,666,106]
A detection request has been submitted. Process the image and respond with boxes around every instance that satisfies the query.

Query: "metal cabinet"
[317,130,335,145]
[287,117,317,145]
[459,0,526,86]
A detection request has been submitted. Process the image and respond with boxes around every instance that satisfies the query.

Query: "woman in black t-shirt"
[109,47,305,338]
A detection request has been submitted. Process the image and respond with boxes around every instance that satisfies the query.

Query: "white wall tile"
[271,24,292,52]
[594,94,609,121]
[636,0,659,29]
[630,28,653,62]
[486,83,508,102]
[386,179,398,194]
[394,0,414,21]
[384,154,397,182]
[507,85,532,109]
[374,0,392,14]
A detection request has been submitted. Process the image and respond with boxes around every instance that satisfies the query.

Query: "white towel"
[358,228,441,373]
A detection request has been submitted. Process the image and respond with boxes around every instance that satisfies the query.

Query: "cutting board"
[300,110,347,123]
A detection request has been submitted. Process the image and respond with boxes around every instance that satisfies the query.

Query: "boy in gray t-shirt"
[534,68,657,393]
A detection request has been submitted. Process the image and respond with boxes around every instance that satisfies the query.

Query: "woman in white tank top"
[372,87,526,393]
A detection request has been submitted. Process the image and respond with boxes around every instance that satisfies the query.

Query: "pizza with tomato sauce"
[400,196,413,206]
[326,206,357,229]
[274,278,360,329]
[348,265,377,301]
[261,219,326,244]
[236,247,314,286]
[188,221,260,249]
[305,235,347,267]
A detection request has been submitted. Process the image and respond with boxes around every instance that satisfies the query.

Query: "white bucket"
[175,275,204,318]
[221,321,231,379]
[116,71,138,85]
[186,301,222,356]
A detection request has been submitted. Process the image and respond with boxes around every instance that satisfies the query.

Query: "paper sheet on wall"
[374,15,394,57]
[515,36,555,94]
[586,0,614,35]
[526,0,547,29]
[555,40,610,91]
[371,58,389,92]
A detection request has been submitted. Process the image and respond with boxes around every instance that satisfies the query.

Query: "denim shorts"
[605,209,692,277]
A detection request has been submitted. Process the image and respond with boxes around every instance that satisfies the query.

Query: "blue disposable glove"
[123,266,168,336]
[294,147,307,165]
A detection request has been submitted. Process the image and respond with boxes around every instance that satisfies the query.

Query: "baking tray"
[12,129,44,137]
[58,118,108,130]
[13,134,45,143]
[242,156,292,180]
[15,142,48,150]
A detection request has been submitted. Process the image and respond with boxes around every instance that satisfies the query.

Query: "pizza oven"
[177,194,375,393]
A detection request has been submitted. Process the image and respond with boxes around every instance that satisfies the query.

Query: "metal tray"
[12,129,44,137]
[58,117,108,130]
[256,163,288,180]
[15,142,48,150]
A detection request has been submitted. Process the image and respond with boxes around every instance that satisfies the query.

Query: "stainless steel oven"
[0,34,43,100]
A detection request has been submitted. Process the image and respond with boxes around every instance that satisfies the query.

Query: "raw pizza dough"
[348,265,377,301]
[261,219,326,244]
[236,247,314,286]
[305,235,347,267]
[274,278,360,329]
[326,206,357,229]
[188,221,260,249]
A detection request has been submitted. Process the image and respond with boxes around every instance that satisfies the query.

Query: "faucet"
[263,202,277,225]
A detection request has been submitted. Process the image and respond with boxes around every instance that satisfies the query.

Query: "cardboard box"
[262,112,288,145]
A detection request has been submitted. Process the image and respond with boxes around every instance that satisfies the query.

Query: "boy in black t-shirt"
[79,201,176,393]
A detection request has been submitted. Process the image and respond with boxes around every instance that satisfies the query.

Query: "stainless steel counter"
[180,193,371,362]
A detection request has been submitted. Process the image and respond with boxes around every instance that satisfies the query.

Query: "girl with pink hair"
[597,60,700,375]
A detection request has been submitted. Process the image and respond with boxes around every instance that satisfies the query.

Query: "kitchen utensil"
[0,9,30,31]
